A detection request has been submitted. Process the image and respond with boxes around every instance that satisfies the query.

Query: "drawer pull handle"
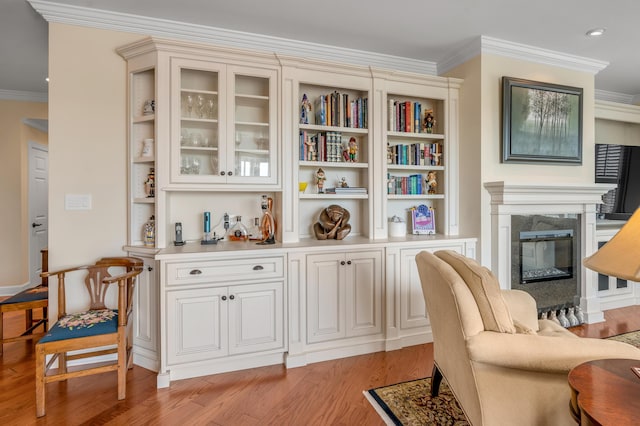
[253,265,264,271]
[189,269,202,275]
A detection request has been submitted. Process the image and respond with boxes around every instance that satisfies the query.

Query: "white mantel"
[484,181,616,323]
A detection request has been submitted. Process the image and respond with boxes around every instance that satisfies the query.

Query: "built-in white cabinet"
[170,59,278,186]
[158,251,287,386]
[306,250,382,344]
[129,252,160,371]
[166,281,283,365]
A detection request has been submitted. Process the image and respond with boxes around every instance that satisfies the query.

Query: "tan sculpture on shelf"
[313,205,351,240]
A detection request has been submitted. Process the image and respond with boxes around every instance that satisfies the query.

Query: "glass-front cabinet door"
[227,66,277,185]
[170,59,278,186]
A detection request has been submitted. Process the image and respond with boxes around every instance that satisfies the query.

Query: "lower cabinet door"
[228,281,285,355]
[167,287,228,365]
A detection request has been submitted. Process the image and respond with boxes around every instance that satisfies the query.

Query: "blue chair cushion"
[39,309,118,344]
[0,286,48,305]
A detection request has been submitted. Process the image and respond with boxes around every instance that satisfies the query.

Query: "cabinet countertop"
[128,234,477,261]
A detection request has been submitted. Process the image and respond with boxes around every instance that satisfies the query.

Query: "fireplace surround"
[485,181,616,323]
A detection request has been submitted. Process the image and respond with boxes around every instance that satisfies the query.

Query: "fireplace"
[519,229,574,284]
[511,214,579,311]
[484,181,616,324]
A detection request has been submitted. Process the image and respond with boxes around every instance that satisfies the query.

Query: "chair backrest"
[415,251,483,424]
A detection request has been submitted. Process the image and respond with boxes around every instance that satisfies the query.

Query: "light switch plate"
[65,194,92,210]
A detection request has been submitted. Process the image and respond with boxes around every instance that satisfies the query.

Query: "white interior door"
[29,142,48,287]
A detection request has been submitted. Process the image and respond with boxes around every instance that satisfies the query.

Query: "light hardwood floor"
[1,305,639,425]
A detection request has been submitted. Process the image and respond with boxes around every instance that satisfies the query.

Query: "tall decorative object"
[300,93,312,124]
[144,167,155,198]
[258,195,276,245]
[316,167,326,193]
[314,205,351,240]
[142,215,155,247]
[426,171,437,194]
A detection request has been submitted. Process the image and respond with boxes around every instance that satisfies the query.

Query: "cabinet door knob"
[253,265,264,271]
[147,266,153,271]
[221,295,227,301]
[340,261,346,266]
[189,269,202,275]
[347,260,352,265]
[227,171,233,176]
[220,171,226,176]
[229,294,235,300]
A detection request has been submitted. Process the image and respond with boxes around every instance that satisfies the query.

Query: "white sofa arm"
[500,289,539,332]
[467,331,640,373]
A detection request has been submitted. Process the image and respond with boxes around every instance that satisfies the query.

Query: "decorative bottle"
[249,217,262,241]
[142,215,155,247]
[258,195,276,245]
[227,216,249,241]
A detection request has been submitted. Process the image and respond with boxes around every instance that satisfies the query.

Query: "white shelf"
[387,194,444,200]
[181,88,218,96]
[133,115,155,123]
[300,193,368,200]
[133,197,156,204]
[300,124,368,134]
[133,157,155,163]
[299,161,367,169]
[387,164,444,171]
[387,131,444,139]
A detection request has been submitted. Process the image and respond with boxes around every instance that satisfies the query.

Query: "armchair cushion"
[436,250,516,333]
[39,309,118,343]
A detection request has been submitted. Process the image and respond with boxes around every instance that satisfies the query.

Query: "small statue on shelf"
[316,167,326,193]
[342,137,358,162]
[144,167,155,198]
[300,93,312,125]
[426,170,437,194]
[340,177,349,188]
[314,205,351,240]
[424,109,435,134]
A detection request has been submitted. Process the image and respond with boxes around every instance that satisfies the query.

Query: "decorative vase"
[258,195,276,245]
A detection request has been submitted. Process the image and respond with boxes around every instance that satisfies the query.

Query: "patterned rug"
[605,329,640,347]
[365,377,468,426]
[365,331,640,425]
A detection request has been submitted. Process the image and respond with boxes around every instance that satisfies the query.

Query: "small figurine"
[300,93,312,124]
[424,110,435,134]
[348,137,358,162]
[143,99,155,115]
[144,167,155,198]
[316,167,326,193]
[426,170,437,194]
[305,136,317,161]
[340,177,349,188]
[432,151,442,166]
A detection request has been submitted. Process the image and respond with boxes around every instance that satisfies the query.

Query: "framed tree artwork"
[502,77,583,164]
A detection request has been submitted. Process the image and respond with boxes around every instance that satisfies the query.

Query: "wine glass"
[186,94,194,117]
[197,95,205,118]
[207,99,215,119]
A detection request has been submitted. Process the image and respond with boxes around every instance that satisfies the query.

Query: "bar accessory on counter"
[201,211,220,245]
[257,195,276,245]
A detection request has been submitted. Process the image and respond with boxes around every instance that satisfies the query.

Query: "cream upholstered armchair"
[415,250,640,426]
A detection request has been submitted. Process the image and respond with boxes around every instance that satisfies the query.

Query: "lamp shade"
[583,208,640,281]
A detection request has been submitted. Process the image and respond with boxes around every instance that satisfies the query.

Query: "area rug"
[606,329,640,347]
[364,377,469,426]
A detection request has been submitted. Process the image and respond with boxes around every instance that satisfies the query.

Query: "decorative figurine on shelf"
[424,109,435,134]
[142,215,155,247]
[426,170,437,194]
[144,167,155,198]
[432,151,442,166]
[342,136,358,162]
[143,99,155,116]
[300,93,312,124]
[340,177,349,188]
[314,205,351,240]
[316,167,326,193]
[305,137,317,161]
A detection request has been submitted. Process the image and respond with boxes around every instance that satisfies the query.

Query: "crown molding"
[438,35,609,76]
[29,0,437,76]
[0,89,47,103]
[594,90,635,105]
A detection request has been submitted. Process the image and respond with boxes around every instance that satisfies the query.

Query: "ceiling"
[3,0,640,101]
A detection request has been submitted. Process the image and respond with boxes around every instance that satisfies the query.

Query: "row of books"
[387,173,433,195]
[313,92,368,128]
[388,99,431,133]
[387,142,443,166]
[300,131,357,162]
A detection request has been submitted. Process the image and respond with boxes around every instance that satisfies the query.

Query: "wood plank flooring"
[1,305,639,425]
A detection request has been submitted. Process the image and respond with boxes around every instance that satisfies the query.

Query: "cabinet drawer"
[166,256,284,286]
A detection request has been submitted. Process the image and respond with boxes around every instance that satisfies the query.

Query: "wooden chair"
[0,249,49,356]
[35,257,143,417]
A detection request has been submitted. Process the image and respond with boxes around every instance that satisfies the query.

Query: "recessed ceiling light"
[586,28,606,37]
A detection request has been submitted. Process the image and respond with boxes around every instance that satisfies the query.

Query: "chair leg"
[431,364,443,397]
[26,308,33,332]
[118,336,126,400]
[0,311,4,356]
[35,344,46,417]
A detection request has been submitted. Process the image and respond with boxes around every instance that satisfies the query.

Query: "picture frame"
[502,77,583,164]
[411,204,435,235]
